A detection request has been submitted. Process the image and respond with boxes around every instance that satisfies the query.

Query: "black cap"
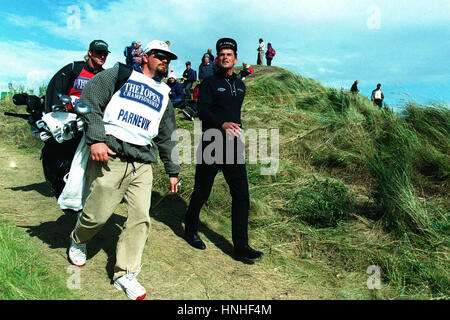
[89,40,110,52]
[216,38,237,54]
[185,61,191,65]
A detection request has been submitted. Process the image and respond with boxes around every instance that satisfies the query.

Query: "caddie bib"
[103,70,171,146]
[67,68,96,106]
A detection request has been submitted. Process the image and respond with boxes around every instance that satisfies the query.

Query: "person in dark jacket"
[131,41,144,72]
[198,54,215,80]
[181,78,202,121]
[43,39,109,198]
[265,43,275,66]
[182,61,197,101]
[205,48,214,62]
[167,70,184,109]
[183,37,264,260]
[350,80,360,94]
[124,41,136,67]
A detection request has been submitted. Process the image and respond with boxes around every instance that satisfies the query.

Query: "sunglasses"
[150,51,171,62]
[93,50,109,56]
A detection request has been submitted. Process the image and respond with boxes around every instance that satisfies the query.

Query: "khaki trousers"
[71,156,153,280]
[257,50,264,65]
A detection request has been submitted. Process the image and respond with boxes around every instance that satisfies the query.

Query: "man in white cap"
[68,40,180,300]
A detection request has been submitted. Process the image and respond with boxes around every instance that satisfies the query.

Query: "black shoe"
[234,245,264,259]
[184,232,206,250]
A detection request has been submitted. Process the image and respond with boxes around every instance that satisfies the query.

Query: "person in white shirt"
[257,38,265,65]
[371,83,384,108]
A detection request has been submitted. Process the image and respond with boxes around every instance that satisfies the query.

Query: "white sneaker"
[114,266,146,300]
[68,239,86,267]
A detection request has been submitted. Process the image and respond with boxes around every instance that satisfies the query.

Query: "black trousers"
[184,137,250,247]
[374,99,383,108]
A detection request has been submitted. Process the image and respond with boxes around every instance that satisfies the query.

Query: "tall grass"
[0,219,78,299]
[0,95,43,152]
[243,68,449,298]
[1,67,448,299]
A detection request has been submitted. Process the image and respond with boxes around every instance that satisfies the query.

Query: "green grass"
[0,95,43,152]
[1,65,449,299]
[0,219,79,299]
[240,67,450,299]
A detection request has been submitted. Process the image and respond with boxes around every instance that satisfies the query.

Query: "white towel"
[57,134,91,211]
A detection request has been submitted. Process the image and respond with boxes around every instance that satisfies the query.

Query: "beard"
[155,64,168,78]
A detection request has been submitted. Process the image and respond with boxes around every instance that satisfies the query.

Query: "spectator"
[131,41,144,72]
[199,54,215,80]
[167,70,184,109]
[350,80,360,94]
[124,41,136,67]
[239,62,253,80]
[257,38,264,65]
[84,54,89,62]
[265,43,275,66]
[371,83,384,108]
[165,40,171,47]
[182,61,197,101]
[205,48,217,71]
[205,48,214,62]
[182,78,202,121]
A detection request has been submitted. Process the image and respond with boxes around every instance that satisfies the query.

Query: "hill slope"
[0,65,448,299]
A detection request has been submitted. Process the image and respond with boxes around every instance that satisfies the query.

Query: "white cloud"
[1,0,449,105]
[0,40,86,92]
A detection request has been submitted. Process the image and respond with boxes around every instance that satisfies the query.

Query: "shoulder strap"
[70,61,85,83]
[114,63,133,94]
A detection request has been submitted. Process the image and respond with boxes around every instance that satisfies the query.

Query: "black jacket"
[45,60,103,112]
[198,69,246,132]
[183,68,197,83]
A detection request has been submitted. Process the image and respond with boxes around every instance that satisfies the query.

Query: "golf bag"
[6,93,91,198]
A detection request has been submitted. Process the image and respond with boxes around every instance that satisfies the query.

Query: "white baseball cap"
[143,40,178,60]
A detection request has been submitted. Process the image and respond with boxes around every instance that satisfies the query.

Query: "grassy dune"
[0,65,448,299]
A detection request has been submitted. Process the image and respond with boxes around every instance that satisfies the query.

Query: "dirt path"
[0,143,322,300]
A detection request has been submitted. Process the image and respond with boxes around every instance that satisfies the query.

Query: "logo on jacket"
[120,80,163,112]
[73,77,90,91]
[217,88,226,92]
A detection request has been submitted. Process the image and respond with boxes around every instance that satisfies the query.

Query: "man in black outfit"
[183,38,263,260]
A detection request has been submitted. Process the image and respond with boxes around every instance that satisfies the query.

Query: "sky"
[1,0,449,110]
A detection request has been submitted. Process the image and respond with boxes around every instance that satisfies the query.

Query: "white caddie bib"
[103,71,171,146]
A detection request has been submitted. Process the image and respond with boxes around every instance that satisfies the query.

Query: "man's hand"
[90,142,116,164]
[222,122,242,137]
[169,177,179,193]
